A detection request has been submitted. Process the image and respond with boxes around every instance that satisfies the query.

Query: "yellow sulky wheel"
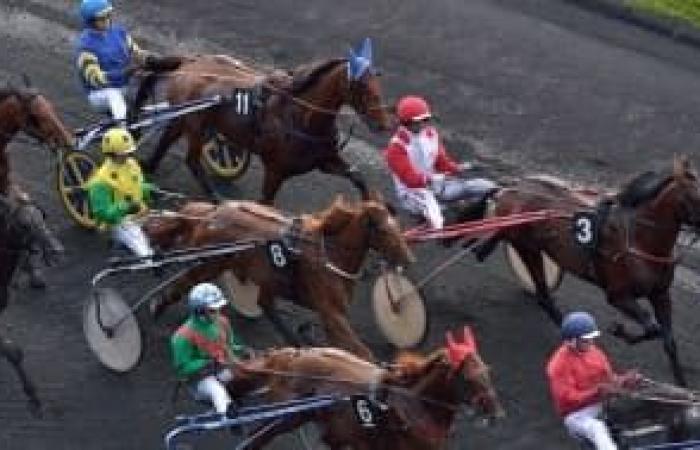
[57,150,98,229]
[201,134,251,180]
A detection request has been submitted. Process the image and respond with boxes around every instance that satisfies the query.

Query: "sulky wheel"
[83,288,142,372]
[57,150,97,228]
[218,270,262,319]
[372,270,427,349]
[201,134,251,180]
[505,244,564,295]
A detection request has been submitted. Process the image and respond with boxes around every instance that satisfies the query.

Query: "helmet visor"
[580,330,600,340]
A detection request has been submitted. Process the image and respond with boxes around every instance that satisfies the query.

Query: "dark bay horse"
[227,327,504,449]
[133,39,391,203]
[478,157,700,386]
[0,190,65,416]
[144,192,413,359]
[0,86,75,194]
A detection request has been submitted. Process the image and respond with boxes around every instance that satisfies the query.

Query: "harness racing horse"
[0,85,75,194]
[228,327,504,449]
[0,190,64,416]
[132,38,391,203]
[144,192,413,360]
[476,157,700,386]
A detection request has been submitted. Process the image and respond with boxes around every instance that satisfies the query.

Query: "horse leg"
[514,244,563,325]
[260,168,285,205]
[142,121,182,174]
[318,306,373,361]
[318,156,368,199]
[649,291,686,387]
[608,296,660,344]
[240,415,313,450]
[0,336,41,416]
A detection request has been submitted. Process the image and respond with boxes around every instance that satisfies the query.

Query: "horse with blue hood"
[132,38,392,203]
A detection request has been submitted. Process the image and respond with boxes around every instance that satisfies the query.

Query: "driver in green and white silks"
[171,283,250,416]
[85,127,155,258]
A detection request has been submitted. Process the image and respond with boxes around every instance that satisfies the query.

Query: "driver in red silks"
[546,311,642,450]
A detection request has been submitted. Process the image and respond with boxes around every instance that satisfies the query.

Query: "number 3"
[575,217,593,244]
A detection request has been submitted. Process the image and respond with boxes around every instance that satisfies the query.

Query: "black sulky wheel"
[201,133,251,180]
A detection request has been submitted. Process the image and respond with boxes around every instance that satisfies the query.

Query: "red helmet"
[397,95,432,124]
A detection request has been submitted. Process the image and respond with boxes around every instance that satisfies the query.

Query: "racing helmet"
[80,0,114,25]
[397,95,432,124]
[101,128,136,156]
[188,283,228,314]
[561,311,601,341]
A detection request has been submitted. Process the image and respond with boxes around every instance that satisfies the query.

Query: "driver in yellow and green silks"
[86,127,155,258]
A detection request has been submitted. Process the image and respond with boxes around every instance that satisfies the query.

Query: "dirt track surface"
[3,1,700,449]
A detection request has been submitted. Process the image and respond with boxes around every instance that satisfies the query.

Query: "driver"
[171,283,250,417]
[74,0,178,121]
[86,127,155,259]
[546,311,642,450]
[384,95,498,229]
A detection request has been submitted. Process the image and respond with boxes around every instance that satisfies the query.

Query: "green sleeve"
[87,182,130,225]
[171,334,210,379]
[142,181,156,204]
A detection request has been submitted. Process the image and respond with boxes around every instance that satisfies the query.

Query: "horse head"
[16,89,76,153]
[361,191,415,267]
[668,156,700,229]
[388,326,504,431]
[345,38,391,132]
[1,190,64,266]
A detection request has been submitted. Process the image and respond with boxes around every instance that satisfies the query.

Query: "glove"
[429,173,446,193]
[124,201,141,215]
[200,360,223,378]
[458,161,483,172]
[617,370,643,389]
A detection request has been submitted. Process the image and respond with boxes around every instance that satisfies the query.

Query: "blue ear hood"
[348,37,373,81]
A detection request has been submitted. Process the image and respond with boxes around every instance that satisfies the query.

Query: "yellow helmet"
[101,128,136,156]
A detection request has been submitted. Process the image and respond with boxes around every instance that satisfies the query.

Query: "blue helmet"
[561,312,600,341]
[80,0,113,25]
[188,283,227,313]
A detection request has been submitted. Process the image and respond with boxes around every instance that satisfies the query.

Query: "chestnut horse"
[0,86,75,194]
[226,326,504,449]
[0,190,64,416]
[132,39,391,202]
[477,157,700,386]
[144,193,413,359]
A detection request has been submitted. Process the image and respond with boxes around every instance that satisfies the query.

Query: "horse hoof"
[27,398,42,419]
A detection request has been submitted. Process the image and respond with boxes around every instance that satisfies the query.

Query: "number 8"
[355,399,373,424]
[269,243,287,268]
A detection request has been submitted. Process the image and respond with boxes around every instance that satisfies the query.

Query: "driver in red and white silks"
[384,95,497,229]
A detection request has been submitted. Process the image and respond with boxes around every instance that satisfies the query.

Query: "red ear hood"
[446,326,477,370]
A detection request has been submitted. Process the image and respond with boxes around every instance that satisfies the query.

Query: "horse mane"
[616,170,672,208]
[307,195,360,234]
[289,58,347,95]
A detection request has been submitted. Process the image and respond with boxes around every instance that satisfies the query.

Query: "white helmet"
[188,283,227,313]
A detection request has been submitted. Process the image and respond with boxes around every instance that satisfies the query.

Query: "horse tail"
[131,56,184,115]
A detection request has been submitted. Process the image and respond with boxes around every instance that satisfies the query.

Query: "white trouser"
[111,220,154,258]
[87,87,128,121]
[564,403,617,450]
[399,178,498,229]
[190,369,234,414]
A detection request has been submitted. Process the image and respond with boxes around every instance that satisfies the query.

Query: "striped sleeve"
[77,51,108,88]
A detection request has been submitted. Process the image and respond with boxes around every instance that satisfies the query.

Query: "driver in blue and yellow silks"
[75,0,152,122]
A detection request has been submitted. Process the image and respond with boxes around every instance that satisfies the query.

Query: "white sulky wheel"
[218,270,263,319]
[505,244,563,295]
[83,288,142,372]
[372,270,427,349]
